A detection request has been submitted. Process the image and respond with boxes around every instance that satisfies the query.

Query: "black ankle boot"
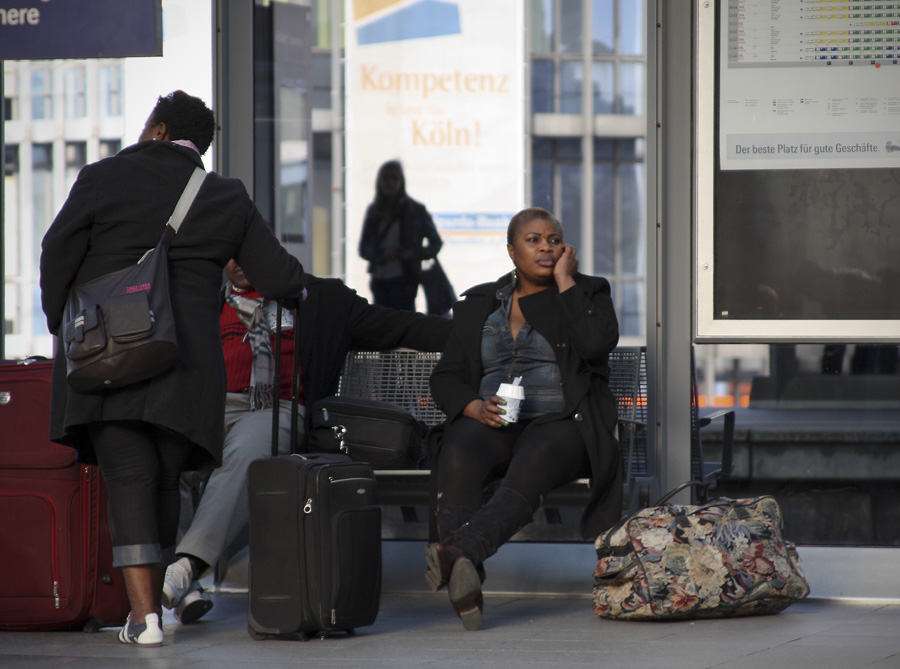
[428,505,477,591]
[442,488,535,631]
[450,487,535,568]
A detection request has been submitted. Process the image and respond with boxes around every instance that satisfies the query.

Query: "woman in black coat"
[426,207,622,631]
[358,160,443,311]
[39,91,305,646]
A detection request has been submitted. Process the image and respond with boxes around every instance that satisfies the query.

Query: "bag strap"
[165,167,207,239]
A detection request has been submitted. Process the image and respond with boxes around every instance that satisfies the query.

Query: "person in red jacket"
[162,260,453,624]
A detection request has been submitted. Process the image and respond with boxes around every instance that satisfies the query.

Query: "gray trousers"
[176,392,304,577]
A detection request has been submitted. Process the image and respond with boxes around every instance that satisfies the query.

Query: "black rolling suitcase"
[247,303,382,640]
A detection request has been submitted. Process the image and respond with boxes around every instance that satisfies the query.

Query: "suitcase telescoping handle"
[270,300,302,458]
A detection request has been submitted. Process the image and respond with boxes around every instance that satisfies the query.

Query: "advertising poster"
[344,0,525,304]
[719,0,900,170]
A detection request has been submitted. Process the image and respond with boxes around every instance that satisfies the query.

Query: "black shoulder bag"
[62,167,206,393]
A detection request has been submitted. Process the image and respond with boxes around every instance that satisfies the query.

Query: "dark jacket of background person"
[430,271,623,537]
[40,140,306,472]
[294,273,453,442]
[358,180,443,291]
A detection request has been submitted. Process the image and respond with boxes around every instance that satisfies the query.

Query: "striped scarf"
[224,284,273,411]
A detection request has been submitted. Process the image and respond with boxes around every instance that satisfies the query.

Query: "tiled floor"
[2,593,899,668]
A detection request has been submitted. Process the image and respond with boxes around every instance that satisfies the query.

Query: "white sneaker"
[175,581,213,624]
[161,557,193,610]
[118,612,164,646]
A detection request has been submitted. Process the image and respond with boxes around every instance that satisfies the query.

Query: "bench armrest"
[698,408,735,479]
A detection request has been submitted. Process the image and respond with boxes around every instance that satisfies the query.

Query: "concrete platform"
[2,591,898,668]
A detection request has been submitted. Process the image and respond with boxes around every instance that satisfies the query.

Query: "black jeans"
[436,416,591,512]
[88,420,192,568]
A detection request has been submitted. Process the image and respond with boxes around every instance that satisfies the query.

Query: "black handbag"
[419,257,456,316]
[62,167,206,393]
[308,396,427,469]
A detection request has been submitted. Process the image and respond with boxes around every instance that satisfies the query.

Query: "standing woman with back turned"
[358,160,443,311]
[40,91,306,647]
[426,207,622,630]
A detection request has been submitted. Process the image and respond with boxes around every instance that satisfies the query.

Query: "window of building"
[529,0,646,340]
[31,144,54,335]
[30,68,53,120]
[593,138,645,337]
[98,64,123,117]
[3,67,17,121]
[64,66,87,119]
[65,142,87,190]
[99,139,121,159]
[530,0,646,116]
[3,144,17,177]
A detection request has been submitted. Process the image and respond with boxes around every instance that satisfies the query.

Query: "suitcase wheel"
[82,619,102,633]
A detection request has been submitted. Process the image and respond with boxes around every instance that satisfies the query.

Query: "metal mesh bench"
[335,346,653,541]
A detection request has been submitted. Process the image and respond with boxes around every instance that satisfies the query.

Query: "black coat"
[429,272,623,537]
[294,274,453,442]
[40,140,306,471]
[358,195,442,283]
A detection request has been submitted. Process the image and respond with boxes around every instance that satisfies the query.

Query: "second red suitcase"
[0,358,130,631]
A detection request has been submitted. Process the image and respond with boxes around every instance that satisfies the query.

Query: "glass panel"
[619,280,643,337]
[98,65,123,117]
[531,59,554,113]
[560,161,582,249]
[620,160,644,275]
[30,70,52,120]
[619,61,645,115]
[558,137,582,159]
[559,0,583,53]
[65,68,86,119]
[592,61,614,114]
[592,162,614,274]
[591,0,614,54]
[560,61,583,114]
[99,139,121,159]
[31,144,53,299]
[4,144,18,176]
[619,0,645,55]
[312,0,339,48]
[311,52,332,109]
[619,137,645,160]
[531,160,554,212]
[594,137,615,160]
[65,142,86,191]
[530,0,554,53]
[3,68,17,121]
[532,137,555,160]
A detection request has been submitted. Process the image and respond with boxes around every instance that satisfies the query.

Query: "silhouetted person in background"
[359,160,443,311]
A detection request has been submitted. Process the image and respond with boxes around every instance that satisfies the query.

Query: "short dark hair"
[150,90,216,155]
[507,207,563,245]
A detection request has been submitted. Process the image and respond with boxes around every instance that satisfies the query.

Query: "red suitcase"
[0,358,130,631]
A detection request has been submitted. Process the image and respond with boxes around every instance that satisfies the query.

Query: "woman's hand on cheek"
[463,397,509,427]
[554,244,578,291]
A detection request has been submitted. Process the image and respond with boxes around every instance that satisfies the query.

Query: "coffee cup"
[496,380,525,423]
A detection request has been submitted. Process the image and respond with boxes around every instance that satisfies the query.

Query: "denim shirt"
[478,283,565,419]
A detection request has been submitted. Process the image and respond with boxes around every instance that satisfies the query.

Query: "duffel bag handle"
[596,480,708,556]
[652,480,706,507]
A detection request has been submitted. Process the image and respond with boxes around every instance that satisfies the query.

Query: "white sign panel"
[344,0,525,303]
[719,0,900,170]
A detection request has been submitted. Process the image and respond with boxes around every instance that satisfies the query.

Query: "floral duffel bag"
[592,483,810,621]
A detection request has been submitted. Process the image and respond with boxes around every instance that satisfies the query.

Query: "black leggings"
[88,420,192,567]
[436,417,591,512]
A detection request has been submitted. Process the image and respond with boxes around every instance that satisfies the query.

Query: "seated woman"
[426,207,622,631]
